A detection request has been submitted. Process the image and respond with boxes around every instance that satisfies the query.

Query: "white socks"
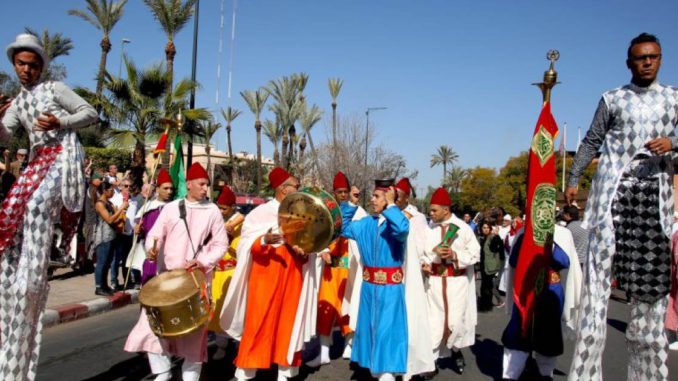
[377,373,395,381]
[181,361,202,381]
[342,334,353,359]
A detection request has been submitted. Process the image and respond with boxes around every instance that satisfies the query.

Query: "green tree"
[430,144,459,182]
[241,88,269,194]
[298,102,323,176]
[143,0,196,90]
[68,0,128,98]
[444,165,467,194]
[220,106,242,178]
[193,118,221,181]
[460,166,516,216]
[263,118,282,166]
[266,74,305,170]
[498,151,529,214]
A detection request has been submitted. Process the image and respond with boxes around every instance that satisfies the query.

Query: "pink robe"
[666,232,678,331]
[124,199,228,363]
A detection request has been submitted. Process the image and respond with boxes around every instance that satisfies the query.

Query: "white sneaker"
[669,341,678,351]
[213,347,227,360]
[276,375,288,381]
[342,344,352,359]
[306,352,330,367]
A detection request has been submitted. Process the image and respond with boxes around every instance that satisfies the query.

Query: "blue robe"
[341,203,409,374]
[501,234,570,356]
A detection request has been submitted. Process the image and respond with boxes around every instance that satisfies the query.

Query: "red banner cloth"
[513,102,559,336]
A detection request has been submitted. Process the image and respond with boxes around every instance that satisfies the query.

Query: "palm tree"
[263,118,282,166]
[220,106,242,178]
[240,89,269,194]
[193,118,221,181]
[101,58,168,187]
[24,27,74,61]
[68,0,128,98]
[298,102,324,177]
[444,166,468,194]
[430,145,459,182]
[328,78,343,159]
[101,57,207,186]
[143,0,196,90]
[266,74,304,170]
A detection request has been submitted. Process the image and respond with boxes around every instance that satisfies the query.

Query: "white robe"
[219,199,322,364]
[422,213,480,352]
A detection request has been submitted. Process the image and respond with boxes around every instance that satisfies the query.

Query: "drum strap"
[179,200,212,260]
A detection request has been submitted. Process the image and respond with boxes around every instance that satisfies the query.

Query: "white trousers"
[235,366,299,380]
[425,274,475,352]
[147,353,201,381]
[502,348,556,379]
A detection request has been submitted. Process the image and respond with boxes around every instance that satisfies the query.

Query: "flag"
[169,135,187,199]
[513,102,559,337]
[153,132,169,155]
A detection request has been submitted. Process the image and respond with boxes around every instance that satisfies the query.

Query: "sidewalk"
[44,268,139,328]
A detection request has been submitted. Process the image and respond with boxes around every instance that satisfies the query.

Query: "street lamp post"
[363,106,387,206]
[117,38,131,78]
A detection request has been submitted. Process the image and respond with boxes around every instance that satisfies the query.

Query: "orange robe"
[235,237,306,369]
[317,237,351,336]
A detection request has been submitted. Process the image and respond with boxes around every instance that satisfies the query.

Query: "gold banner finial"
[533,49,560,104]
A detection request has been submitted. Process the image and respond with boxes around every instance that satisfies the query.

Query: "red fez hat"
[156,169,172,186]
[186,162,209,182]
[269,167,291,189]
[395,178,417,198]
[216,185,236,206]
[430,187,452,206]
[333,171,350,190]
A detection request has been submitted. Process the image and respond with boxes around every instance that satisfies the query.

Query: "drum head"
[139,268,206,307]
[278,188,336,253]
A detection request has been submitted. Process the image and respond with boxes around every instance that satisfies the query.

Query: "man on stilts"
[0,33,97,380]
[567,33,678,380]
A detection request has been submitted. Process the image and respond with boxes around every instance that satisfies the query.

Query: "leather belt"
[362,266,403,285]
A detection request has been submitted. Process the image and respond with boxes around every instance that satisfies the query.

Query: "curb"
[42,290,140,328]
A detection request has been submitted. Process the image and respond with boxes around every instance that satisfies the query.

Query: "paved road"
[37,293,678,380]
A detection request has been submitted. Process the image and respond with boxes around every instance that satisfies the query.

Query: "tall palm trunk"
[226,124,234,180]
[287,125,296,170]
[96,36,111,98]
[332,101,337,159]
[130,139,146,190]
[255,120,262,194]
[205,144,212,182]
[298,136,307,175]
[165,41,176,90]
[281,127,289,169]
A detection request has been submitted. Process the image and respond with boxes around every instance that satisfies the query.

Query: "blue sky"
[3,1,678,194]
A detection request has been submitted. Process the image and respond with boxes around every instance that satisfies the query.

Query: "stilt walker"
[567,33,677,381]
[0,34,98,380]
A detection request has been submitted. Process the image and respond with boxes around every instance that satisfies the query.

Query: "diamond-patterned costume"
[0,81,97,380]
[567,82,678,381]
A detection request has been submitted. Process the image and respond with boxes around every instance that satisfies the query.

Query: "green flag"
[169,135,187,199]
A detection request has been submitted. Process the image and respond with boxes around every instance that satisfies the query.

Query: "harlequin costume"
[567,80,678,381]
[0,34,98,380]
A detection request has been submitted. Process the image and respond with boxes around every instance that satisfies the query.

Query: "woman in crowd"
[478,220,505,311]
[92,180,127,296]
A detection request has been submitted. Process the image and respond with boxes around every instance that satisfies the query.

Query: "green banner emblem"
[530,183,556,247]
[531,125,554,167]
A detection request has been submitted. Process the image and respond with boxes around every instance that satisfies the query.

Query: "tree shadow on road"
[80,353,154,380]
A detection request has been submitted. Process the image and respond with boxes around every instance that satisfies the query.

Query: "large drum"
[139,268,211,338]
[278,186,343,254]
